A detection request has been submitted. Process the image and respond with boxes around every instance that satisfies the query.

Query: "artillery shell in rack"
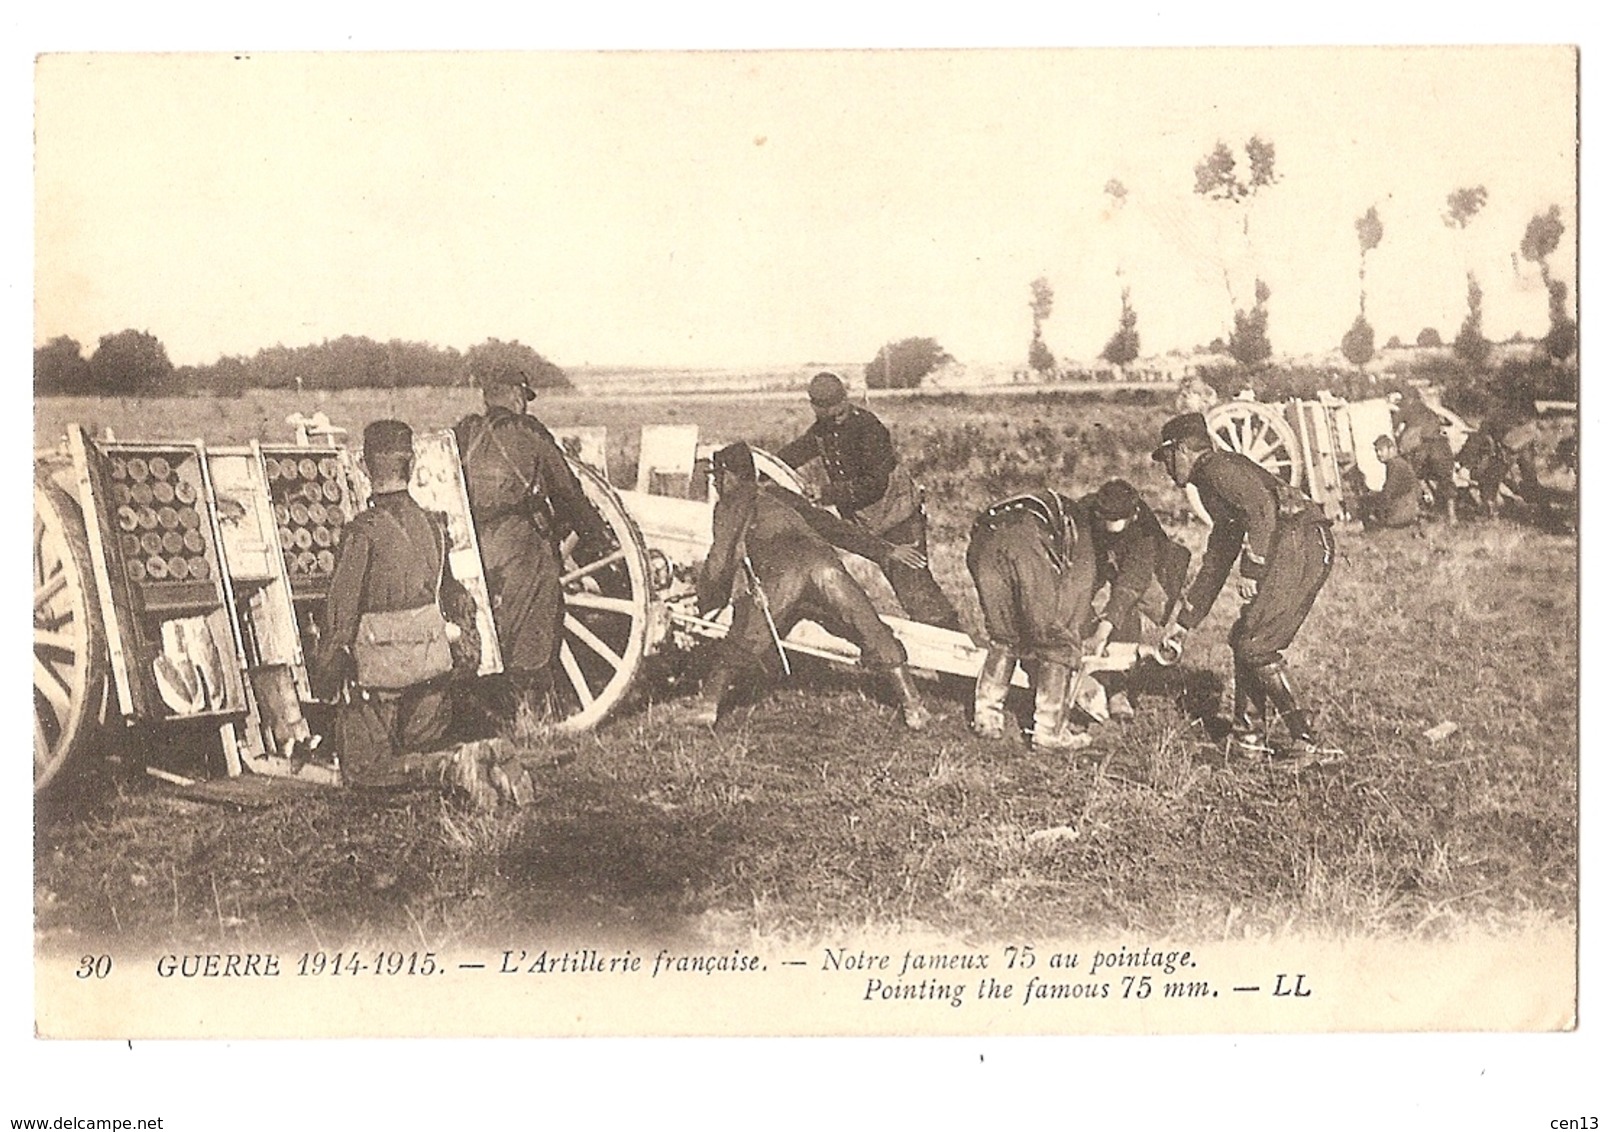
[323,479,343,502]
[126,559,146,583]
[167,556,191,581]
[161,531,184,555]
[178,507,200,530]
[130,482,154,506]
[140,532,164,556]
[312,525,332,548]
[279,459,299,481]
[119,533,141,557]
[153,480,175,504]
[278,526,295,550]
[183,529,206,554]
[307,502,328,525]
[189,557,210,580]
[158,506,180,531]
[116,506,140,532]
[145,556,169,580]
[293,528,314,550]
[149,456,172,480]
[302,482,324,504]
[111,484,132,507]
[316,550,336,573]
[136,506,159,531]
[273,503,290,525]
[295,551,318,575]
[298,458,319,480]
[127,457,150,482]
[109,457,128,480]
[290,501,310,525]
[174,480,197,505]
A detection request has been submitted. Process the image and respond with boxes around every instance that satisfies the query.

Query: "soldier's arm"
[774,426,819,472]
[771,487,895,563]
[318,519,373,661]
[818,413,895,510]
[697,492,748,615]
[1104,525,1161,629]
[1177,512,1242,630]
[530,425,611,547]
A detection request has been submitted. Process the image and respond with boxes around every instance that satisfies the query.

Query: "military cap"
[363,419,415,459]
[808,371,849,407]
[474,369,536,403]
[711,441,756,481]
[1151,412,1213,463]
[1091,479,1143,522]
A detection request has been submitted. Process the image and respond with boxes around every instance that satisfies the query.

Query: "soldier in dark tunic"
[1357,435,1422,530]
[454,372,612,717]
[681,442,930,730]
[1152,413,1341,763]
[1394,388,1458,525]
[966,489,1098,753]
[776,371,961,630]
[1080,479,1191,720]
[313,420,519,805]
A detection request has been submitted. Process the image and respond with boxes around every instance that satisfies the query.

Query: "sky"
[33,46,1577,371]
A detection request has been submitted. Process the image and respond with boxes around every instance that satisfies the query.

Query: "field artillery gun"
[1196,388,1475,521]
[33,418,1017,794]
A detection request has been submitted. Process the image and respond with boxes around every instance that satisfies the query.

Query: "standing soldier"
[1151,413,1340,764]
[777,371,961,630]
[681,443,930,731]
[966,488,1098,753]
[454,372,613,719]
[1080,479,1191,720]
[312,420,526,807]
[1394,388,1458,525]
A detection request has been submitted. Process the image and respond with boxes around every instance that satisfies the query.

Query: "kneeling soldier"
[684,443,930,730]
[966,489,1098,753]
[1151,412,1340,763]
[1081,479,1191,720]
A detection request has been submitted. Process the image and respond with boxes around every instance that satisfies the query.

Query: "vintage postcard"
[29,46,1578,1052]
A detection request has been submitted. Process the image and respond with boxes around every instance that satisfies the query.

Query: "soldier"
[313,420,527,807]
[1151,412,1341,764]
[454,371,613,718]
[776,371,961,630]
[966,488,1098,753]
[682,442,930,730]
[1394,388,1458,525]
[1356,434,1421,530]
[1080,479,1191,720]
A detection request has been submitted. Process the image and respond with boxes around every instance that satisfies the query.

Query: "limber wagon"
[32,416,1036,795]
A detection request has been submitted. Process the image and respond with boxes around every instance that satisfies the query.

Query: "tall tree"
[1027,277,1057,376]
[1100,287,1140,371]
[1194,135,1278,350]
[1442,186,1489,369]
[866,337,952,390]
[1520,204,1576,362]
[87,329,174,395]
[1342,205,1384,368]
[34,335,93,394]
[1229,279,1272,368]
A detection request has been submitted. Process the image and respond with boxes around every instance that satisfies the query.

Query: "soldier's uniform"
[454,379,612,710]
[687,443,928,729]
[314,421,518,805]
[1395,391,1458,524]
[1082,480,1191,718]
[965,489,1098,752]
[1153,413,1337,759]
[1358,437,1421,530]
[777,372,960,630]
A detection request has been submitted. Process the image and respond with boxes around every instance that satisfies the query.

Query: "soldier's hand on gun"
[886,543,927,571]
[1084,619,1114,658]
[1157,623,1188,666]
[1238,576,1260,601]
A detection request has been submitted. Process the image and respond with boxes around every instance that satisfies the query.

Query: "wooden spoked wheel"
[1204,401,1303,488]
[550,459,656,733]
[34,478,106,793]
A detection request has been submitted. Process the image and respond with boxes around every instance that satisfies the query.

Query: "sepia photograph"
[16,27,1594,1121]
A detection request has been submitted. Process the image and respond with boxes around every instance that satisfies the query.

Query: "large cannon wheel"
[551,459,657,733]
[34,476,107,793]
[1205,401,1303,488]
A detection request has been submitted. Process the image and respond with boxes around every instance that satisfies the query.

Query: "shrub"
[865,337,952,389]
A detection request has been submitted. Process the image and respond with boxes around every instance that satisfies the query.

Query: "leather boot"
[887,665,931,731]
[972,648,1015,739]
[404,743,498,811]
[1032,660,1091,753]
[1230,656,1273,757]
[679,660,736,727]
[1255,661,1343,762]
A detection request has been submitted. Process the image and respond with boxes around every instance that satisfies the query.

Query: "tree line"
[34,332,572,397]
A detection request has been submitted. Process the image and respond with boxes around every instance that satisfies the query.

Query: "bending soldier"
[454,371,613,718]
[312,420,527,807]
[1152,413,1341,764]
[966,489,1098,753]
[683,442,930,730]
[777,371,961,630]
[1081,479,1190,720]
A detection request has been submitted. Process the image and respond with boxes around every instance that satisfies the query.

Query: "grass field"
[33,387,1577,953]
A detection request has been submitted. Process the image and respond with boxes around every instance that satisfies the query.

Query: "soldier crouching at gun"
[676,442,931,730]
